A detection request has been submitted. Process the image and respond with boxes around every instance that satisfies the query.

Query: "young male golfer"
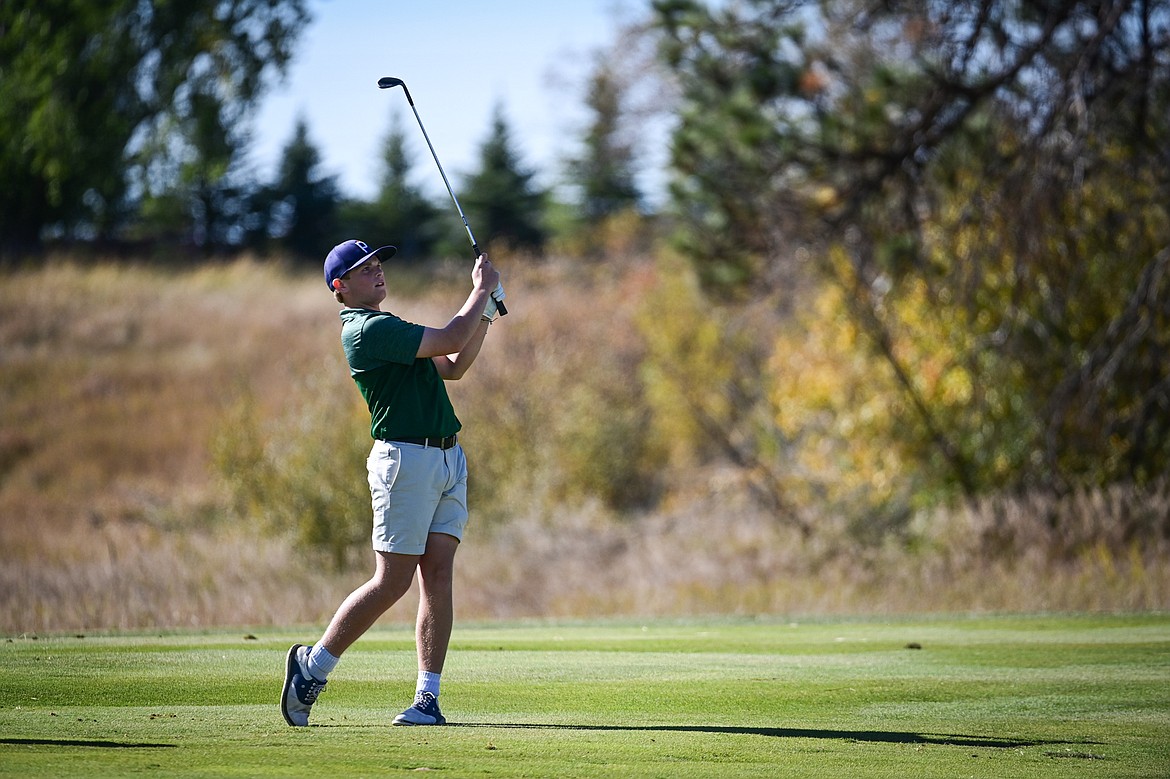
[280,238,502,727]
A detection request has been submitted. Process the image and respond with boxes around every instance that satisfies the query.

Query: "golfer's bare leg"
[319,550,418,657]
[415,532,459,673]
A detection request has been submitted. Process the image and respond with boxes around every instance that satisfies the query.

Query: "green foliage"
[836,108,1170,498]
[212,383,371,571]
[635,253,813,529]
[459,104,547,255]
[566,60,642,225]
[0,0,309,253]
[550,367,659,512]
[652,0,1170,508]
[554,57,655,259]
[1,2,139,245]
[653,0,809,293]
[337,112,441,261]
[269,117,340,260]
[465,366,659,516]
[637,254,739,465]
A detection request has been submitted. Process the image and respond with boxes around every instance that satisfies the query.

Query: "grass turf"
[2,614,1167,777]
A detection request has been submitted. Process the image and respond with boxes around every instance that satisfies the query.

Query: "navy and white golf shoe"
[392,691,446,726]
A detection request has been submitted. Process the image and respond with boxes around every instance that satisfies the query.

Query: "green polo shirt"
[339,308,461,441]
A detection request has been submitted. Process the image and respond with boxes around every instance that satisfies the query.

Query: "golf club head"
[378,76,405,89]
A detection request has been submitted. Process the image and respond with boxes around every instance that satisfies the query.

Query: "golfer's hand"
[473,254,500,294]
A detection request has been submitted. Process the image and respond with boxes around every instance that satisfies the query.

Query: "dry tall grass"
[1,256,1166,634]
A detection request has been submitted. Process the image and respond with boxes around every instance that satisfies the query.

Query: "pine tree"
[461,104,546,254]
[272,117,339,261]
[336,113,440,261]
[373,113,440,260]
[568,61,641,223]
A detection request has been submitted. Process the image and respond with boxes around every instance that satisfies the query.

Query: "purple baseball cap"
[324,239,397,289]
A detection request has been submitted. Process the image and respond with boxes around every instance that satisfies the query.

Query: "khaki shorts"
[367,439,469,555]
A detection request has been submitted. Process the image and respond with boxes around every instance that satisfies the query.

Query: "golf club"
[378,76,507,316]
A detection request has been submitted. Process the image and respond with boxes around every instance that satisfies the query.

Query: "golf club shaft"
[379,77,507,316]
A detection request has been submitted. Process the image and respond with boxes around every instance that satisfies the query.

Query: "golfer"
[281,238,502,727]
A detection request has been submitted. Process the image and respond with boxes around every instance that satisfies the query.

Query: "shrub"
[212,377,372,571]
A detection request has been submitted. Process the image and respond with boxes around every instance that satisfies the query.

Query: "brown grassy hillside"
[1,256,1166,634]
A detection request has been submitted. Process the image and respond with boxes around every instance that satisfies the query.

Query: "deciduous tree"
[0,0,309,254]
[652,0,1170,507]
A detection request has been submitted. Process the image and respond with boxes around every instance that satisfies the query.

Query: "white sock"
[417,670,441,697]
[307,644,339,681]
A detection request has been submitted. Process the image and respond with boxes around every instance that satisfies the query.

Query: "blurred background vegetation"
[2,0,1168,631]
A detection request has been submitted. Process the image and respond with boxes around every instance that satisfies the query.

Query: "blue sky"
[252,0,655,202]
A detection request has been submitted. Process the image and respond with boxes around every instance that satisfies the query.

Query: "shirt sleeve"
[357,313,425,368]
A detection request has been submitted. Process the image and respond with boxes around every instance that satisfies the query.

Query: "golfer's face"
[345,259,386,306]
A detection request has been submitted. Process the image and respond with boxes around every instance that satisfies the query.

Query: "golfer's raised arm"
[416,255,500,358]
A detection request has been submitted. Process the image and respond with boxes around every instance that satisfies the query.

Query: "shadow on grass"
[0,737,177,749]
[449,723,1094,749]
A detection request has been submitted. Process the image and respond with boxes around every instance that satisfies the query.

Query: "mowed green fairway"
[2,615,1167,778]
